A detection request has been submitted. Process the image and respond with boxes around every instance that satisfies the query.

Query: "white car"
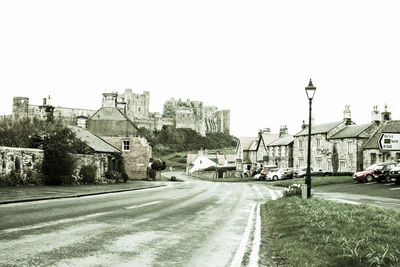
[267,168,292,181]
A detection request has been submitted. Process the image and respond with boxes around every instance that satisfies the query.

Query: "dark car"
[389,165,400,184]
[353,163,382,183]
[297,167,331,178]
[373,162,397,183]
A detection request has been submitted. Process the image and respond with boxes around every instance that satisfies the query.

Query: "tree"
[332,143,339,173]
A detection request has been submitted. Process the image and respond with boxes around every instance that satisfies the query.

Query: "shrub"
[170,176,177,181]
[79,165,97,184]
[105,170,122,183]
[148,168,157,180]
[283,184,302,198]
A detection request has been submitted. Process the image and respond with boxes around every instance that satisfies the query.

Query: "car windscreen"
[375,166,384,170]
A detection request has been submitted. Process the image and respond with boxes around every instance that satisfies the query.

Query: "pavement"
[0,180,167,205]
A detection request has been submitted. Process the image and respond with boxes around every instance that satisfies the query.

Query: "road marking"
[3,212,109,233]
[252,185,264,200]
[375,201,400,206]
[125,201,162,210]
[363,182,376,185]
[265,188,277,200]
[389,187,400,191]
[171,194,189,199]
[217,191,233,204]
[248,203,261,267]
[328,198,360,205]
[230,203,256,267]
[274,190,283,198]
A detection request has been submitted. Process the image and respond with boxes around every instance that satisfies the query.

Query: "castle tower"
[12,97,29,121]
[222,110,230,135]
[39,96,55,121]
[102,93,118,107]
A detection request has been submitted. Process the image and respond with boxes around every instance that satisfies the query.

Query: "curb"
[0,184,167,205]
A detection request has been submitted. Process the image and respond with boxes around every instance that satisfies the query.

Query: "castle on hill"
[11,89,230,136]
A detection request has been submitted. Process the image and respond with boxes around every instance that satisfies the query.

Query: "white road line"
[125,201,162,210]
[265,188,277,200]
[3,212,109,233]
[328,198,360,205]
[171,194,189,200]
[248,203,261,267]
[230,203,256,267]
[389,187,400,191]
[274,190,283,198]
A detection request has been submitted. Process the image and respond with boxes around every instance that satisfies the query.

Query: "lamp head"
[305,79,316,100]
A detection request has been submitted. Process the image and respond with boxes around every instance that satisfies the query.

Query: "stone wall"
[0,146,110,181]
[101,136,151,179]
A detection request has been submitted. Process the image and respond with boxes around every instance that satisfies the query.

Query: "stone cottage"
[266,126,294,168]
[87,103,152,179]
[255,128,280,167]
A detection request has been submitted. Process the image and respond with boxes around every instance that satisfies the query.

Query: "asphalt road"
[0,172,282,267]
[314,181,400,210]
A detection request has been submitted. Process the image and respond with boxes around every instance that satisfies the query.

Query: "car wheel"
[385,174,391,183]
[273,175,278,181]
[365,174,373,183]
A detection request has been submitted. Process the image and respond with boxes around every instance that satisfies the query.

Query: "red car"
[353,163,382,183]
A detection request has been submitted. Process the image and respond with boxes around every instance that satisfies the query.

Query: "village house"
[87,93,152,179]
[293,106,352,171]
[363,109,400,168]
[186,150,237,178]
[266,126,294,168]
[235,137,258,172]
[255,128,280,167]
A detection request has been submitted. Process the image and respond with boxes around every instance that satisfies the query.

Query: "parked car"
[296,167,331,178]
[353,163,382,183]
[389,164,400,184]
[373,162,397,183]
[253,165,277,180]
[266,168,292,181]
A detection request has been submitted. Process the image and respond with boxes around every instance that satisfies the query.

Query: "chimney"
[262,128,271,134]
[381,104,392,122]
[343,105,352,125]
[279,125,288,137]
[42,98,47,105]
[258,129,262,138]
[371,105,381,124]
[301,120,308,130]
[102,92,118,108]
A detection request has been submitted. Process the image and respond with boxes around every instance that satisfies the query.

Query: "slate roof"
[268,135,294,146]
[186,153,237,165]
[68,126,121,153]
[187,154,198,165]
[90,107,140,131]
[239,137,258,151]
[329,123,373,139]
[364,120,400,149]
[295,121,343,136]
[261,133,280,146]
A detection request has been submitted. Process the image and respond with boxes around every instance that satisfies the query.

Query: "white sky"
[1,0,399,137]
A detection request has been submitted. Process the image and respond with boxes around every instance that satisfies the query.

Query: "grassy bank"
[260,197,400,266]
[271,176,352,187]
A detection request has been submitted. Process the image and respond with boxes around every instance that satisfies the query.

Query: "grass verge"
[260,197,400,266]
[271,176,352,187]
[194,177,255,183]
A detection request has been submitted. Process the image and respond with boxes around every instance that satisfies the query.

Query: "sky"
[1,0,400,137]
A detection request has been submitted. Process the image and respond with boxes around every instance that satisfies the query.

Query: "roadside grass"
[194,177,255,183]
[271,176,353,187]
[260,197,400,266]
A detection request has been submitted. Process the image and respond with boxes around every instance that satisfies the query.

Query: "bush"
[170,176,177,181]
[105,170,122,183]
[331,172,353,176]
[79,165,97,184]
[283,184,302,198]
[148,168,156,180]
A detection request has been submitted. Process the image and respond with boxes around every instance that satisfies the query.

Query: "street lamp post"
[305,79,316,199]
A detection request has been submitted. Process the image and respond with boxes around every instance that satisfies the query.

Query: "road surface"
[0,172,282,267]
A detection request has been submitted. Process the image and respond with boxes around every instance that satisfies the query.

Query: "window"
[317,138,321,150]
[347,141,353,155]
[371,153,377,164]
[299,139,303,151]
[339,160,346,172]
[122,140,130,151]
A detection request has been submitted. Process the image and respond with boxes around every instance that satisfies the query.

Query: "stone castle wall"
[11,89,230,136]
